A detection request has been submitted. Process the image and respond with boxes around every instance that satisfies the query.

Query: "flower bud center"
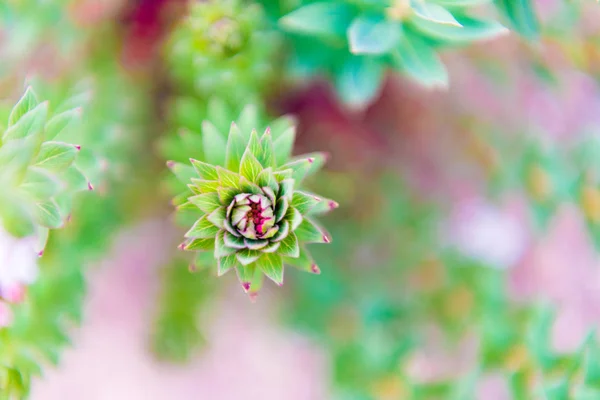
[230,193,275,240]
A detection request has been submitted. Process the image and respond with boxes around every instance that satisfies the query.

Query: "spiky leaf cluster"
[266,0,507,106]
[168,116,337,296]
[167,0,279,102]
[0,87,92,244]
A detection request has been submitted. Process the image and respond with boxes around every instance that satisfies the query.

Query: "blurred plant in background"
[2,0,600,399]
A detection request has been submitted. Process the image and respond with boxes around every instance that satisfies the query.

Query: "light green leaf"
[184,237,215,251]
[336,56,384,108]
[190,158,218,180]
[278,232,300,258]
[3,102,48,141]
[256,168,279,194]
[225,122,246,172]
[247,129,262,161]
[236,264,256,291]
[278,179,295,202]
[285,206,303,231]
[236,248,261,266]
[35,141,78,172]
[202,120,226,166]
[271,220,290,242]
[275,197,289,222]
[236,105,260,141]
[239,148,263,183]
[20,167,62,200]
[412,2,462,26]
[224,230,246,249]
[207,206,226,228]
[391,32,448,89]
[218,254,237,276]
[495,0,539,40]
[0,195,35,237]
[189,192,221,214]
[191,179,219,193]
[34,200,63,229]
[216,166,241,189]
[258,129,275,168]
[269,115,296,141]
[256,252,284,285]
[272,126,296,166]
[218,186,238,205]
[168,161,196,184]
[45,108,81,140]
[8,86,38,126]
[280,3,354,39]
[308,197,339,215]
[185,216,220,238]
[63,166,89,192]
[292,191,322,214]
[348,15,400,55]
[410,14,508,43]
[215,230,237,257]
[278,159,311,183]
[295,218,330,243]
[283,246,320,274]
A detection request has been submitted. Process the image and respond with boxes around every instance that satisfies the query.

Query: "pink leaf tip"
[87,182,94,191]
[178,242,186,250]
[166,160,175,168]
[311,264,321,274]
[37,250,44,257]
[242,282,251,292]
[328,201,339,209]
[74,144,81,151]
[188,264,197,272]
[323,235,330,243]
[307,157,314,163]
[264,127,271,136]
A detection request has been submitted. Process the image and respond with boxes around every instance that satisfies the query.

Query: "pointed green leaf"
[63,166,89,192]
[191,179,219,193]
[261,241,281,253]
[244,238,269,250]
[184,237,215,251]
[247,129,262,160]
[236,264,256,291]
[269,115,296,141]
[274,169,293,181]
[292,152,328,177]
[0,195,35,237]
[495,0,539,40]
[412,2,462,26]
[236,105,259,141]
[207,206,226,228]
[285,206,303,231]
[4,102,48,141]
[256,168,279,194]
[20,167,61,200]
[190,158,218,180]
[271,220,290,242]
[185,216,219,238]
[278,179,295,201]
[34,200,63,229]
[218,186,238,205]
[278,232,300,258]
[168,161,196,184]
[218,254,237,276]
[283,246,320,274]
[273,126,296,166]
[224,230,246,249]
[236,248,261,266]
[202,120,226,166]
[411,14,508,43]
[189,192,221,214]
[391,32,448,89]
[238,176,262,194]
[259,128,275,168]
[35,141,78,172]
[9,86,38,126]
[278,159,311,183]
[239,148,263,183]
[225,122,246,172]
[275,197,289,222]
[295,218,330,244]
[256,253,284,285]
[45,108,81,140]
[217,166,241,189]
[309,197,339,215]
[279,3,354,39]
[292,191,322,214]
[215,230,236,257]
[348,15,400,55]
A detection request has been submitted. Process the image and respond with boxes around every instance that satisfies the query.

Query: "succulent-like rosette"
[168,116,337,296]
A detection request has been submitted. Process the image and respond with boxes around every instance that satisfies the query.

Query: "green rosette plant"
[270,0,507,106]
[168,116,337,297]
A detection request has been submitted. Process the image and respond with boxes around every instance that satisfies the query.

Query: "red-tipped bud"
[311,264,321,274]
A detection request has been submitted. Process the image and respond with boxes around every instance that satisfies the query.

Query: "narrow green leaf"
[3,102,48,141]
[247,129,262,160]
[217,166,241,189]
[279,179,295,201]
[278,159,311,183]
[348,15,400,55]
[285,206,304,231]
[167,161,196,184]
[412,2,462,26]
[185,216,220,238]
[295,218,330,243]
[275,197,289,222]
[34,200,63,229]
[391,32,448,89]
[20,167,62,200]
[35,141,78,172]
[202,120,226,166]
[224,230,246,249]
[215,230,237,257]
[291,152,328,177]
[236,105,259,141]
[261,241,281,253]
[236,248,261,266]
[8,86,38,126]
[279,3,354,39]
[45,108,81,140]
[190,158,218,180]
[244,238,269,250]
[218,186,238,205]
[191,179,219,193]
[292,191,322,214]
[218,254,237,276]
[271,220,290,242]
[62,166,89,192]
[184,237,215,251]
[259,128,275,167]
[225,122,246,172]
[274,169,293,181]
[336,56,384,107]
[278,232,300,258]
[256,168,279,194]
[239,148,263,183]
[273,126,296,166]
[283,246,320,274]
[308,197,340,215]
[269,115,296,141]
[256,253,284,285]
[189,192,221,214]
[410,14,508,43]
[207,206,226,228]
[495,0,539,40]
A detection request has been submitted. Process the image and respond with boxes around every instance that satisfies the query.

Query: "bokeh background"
[2,0,600,399]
